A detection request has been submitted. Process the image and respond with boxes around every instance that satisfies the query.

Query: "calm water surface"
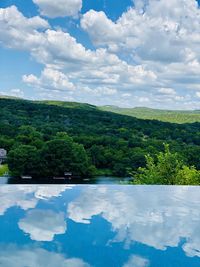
[0,176,132,184]
[0,185,199,266]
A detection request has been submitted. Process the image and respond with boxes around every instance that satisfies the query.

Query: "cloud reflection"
[68,186,200,257]
[0,185,73,215]
[0,245,90,267]
[18,209,67,241]
[123,255,149,267]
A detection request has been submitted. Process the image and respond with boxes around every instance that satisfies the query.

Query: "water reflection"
[18,209,67,241]
[0,185,199,267]
[68,186,200,258]
[0,176,131,184]
[0,246,90,267]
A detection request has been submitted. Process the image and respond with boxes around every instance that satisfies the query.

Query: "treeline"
[0,98,200,181]
[101,106,200,124]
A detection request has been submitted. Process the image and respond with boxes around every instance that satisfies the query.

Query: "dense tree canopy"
[0,98,200,183]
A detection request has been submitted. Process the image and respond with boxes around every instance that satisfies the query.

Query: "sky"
[0,0,200,109]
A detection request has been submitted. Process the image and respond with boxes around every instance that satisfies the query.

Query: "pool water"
[0,185,199,267]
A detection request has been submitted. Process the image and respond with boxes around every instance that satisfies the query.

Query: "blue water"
[0,185,199,267]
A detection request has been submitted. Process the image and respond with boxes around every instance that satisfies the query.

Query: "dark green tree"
[41,135,94,177]
[7,145,41,177]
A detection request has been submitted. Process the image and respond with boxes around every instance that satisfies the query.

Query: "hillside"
[100,106,200,124]
[38,100,97,110]
[0,98,200,179]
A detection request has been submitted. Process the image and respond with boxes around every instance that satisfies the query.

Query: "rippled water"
[0,185,199,266]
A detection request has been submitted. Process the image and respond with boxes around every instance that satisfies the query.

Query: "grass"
[0,164,9,176]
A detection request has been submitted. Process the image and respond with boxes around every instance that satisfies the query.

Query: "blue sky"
[0,0,200,109]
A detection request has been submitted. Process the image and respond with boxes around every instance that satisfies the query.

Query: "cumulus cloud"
[81,10,122,47]
[68,186,200,257]
[0,6,157,105]
[18,209,67,241]
[0,246,90,267]
[20,28,156,99]
[33,0,82,18]
[158,88,176,96]
[81,0,200,63]
[80,0,200,108]
[0,5,49,50]
[23,68,75,91]
[1,2,200,108]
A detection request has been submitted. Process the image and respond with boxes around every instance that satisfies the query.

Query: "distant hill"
[100,106,200,124]
[1,95,200,123]
[0,98,200,178]
[0,95,21,100]
[39,100,96,111]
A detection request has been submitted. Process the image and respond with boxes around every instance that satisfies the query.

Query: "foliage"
[7,134,93,178]
[40,135,92,177]
[101,106,200,124]
[132,145,200,185]
[0,98,200,182]
[7,145,41,177]
[0,164,9,176]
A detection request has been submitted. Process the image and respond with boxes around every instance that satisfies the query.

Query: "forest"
[101,106,200,124]
[0,98,200,184]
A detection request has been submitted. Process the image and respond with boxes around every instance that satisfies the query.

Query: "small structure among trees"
[0,149,7,164]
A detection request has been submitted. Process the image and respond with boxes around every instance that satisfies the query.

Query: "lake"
[0,185,199,266]
[0,176,132,184]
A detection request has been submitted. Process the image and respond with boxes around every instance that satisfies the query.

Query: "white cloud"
[68,186,200,257]
[0,5,49,50]
[1,2,200,108]
[18,209,67,241]
[0,88,25,98]
[80,0,200,108]
[196,92,200,98]
[0,6,157,104]
[0,246,90,267]
[20,28,156,97]
[23,68,75,91]
[123,255,149,267]
[33,0,82,18]
[158,88,176,95]
[10,88,25,98]
[81,10,122,47]
[81,0,200,63]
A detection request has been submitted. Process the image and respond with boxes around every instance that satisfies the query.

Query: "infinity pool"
[0,185,199,267]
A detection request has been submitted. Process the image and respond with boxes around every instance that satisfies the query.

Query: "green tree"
[7,145,41,177]
[41,135,94,177]
[16,126,43,148]
[132,144,200,185]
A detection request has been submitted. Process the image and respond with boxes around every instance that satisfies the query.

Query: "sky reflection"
[0,185,199,267]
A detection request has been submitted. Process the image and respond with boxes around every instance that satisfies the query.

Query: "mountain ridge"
[1,96,200,123]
